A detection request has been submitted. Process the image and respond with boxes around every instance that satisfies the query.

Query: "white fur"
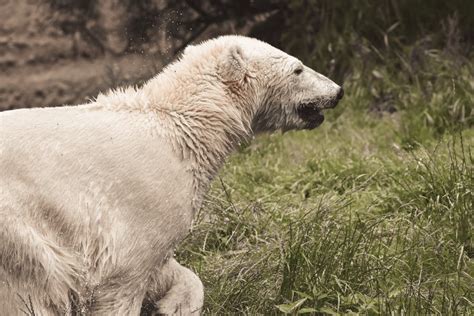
[0,36,341,314]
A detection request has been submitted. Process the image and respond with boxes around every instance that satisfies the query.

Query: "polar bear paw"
[155,265,204,315]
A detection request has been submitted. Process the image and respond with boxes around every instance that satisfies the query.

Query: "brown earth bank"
[0,0,139,110]
[0,53,161,110]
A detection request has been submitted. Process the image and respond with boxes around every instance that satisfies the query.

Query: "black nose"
[336,87,344,100]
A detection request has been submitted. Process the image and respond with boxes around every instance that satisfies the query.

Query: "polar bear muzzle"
[297,86,343,129]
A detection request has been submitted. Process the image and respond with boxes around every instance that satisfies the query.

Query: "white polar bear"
[0,36,343,315]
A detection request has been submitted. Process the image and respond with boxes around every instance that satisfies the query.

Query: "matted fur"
[0,36,342,315]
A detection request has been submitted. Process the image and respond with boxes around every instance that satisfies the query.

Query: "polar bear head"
[180,36,343,133]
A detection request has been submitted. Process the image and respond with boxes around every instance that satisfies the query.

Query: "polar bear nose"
[336,87,344,101]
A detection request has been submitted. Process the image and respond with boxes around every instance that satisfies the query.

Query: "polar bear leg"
[146,258,204,315]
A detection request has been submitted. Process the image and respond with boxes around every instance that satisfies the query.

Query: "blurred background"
[2,1,472,314]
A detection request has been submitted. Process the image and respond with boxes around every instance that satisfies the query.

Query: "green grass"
[178,48,473,314]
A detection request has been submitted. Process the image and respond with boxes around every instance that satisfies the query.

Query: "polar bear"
[0,36,343,315]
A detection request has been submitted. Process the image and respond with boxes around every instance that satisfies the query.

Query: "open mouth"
[297,103,325,129]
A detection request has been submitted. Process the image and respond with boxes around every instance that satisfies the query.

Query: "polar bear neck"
[149,84,255,179]
[94,69,259,199]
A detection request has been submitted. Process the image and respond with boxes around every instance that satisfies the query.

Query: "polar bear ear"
[218,45,247,82]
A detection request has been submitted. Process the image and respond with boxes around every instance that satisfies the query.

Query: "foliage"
[281,0,473,76]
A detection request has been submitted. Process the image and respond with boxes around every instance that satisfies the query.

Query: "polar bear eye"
[294,67,303,75]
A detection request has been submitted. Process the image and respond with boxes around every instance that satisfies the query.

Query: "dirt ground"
[0,0,172,111]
